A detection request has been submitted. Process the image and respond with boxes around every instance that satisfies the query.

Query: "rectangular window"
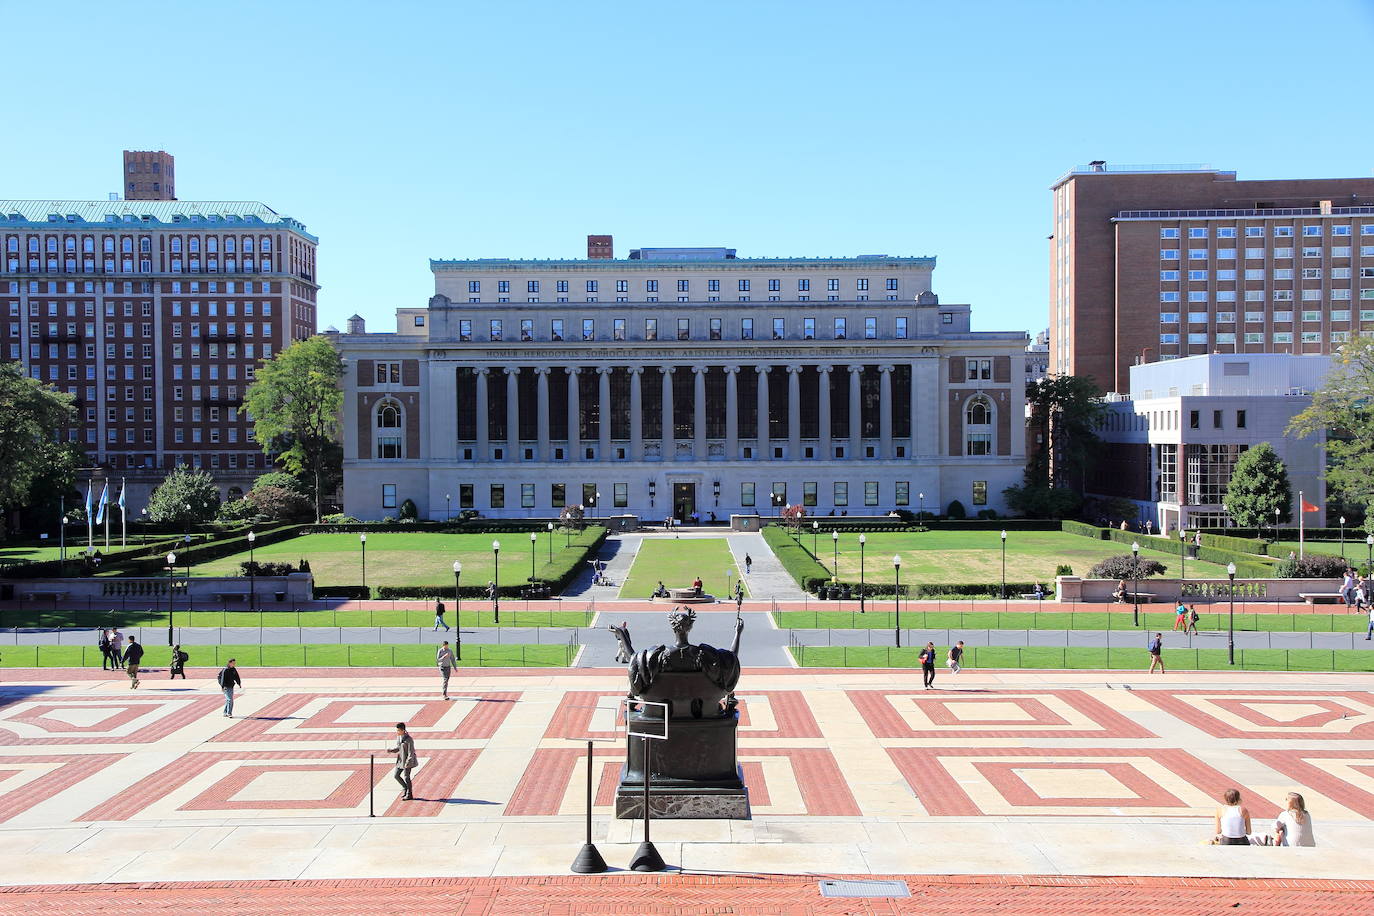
[709,317,721,340]
[1189,227,1208,238]
[708,279,720,292]
[895,316,908,339]
[802,481,817,507]
[895,481,909,506]
[489,319,502,340]
[740,482,755,507]
[490,484,505,508]
[644,318,657,340]
[833,482,848,507]
[520,483,535,508]
[772,317,785,339]
[616,280,628,293]
[833,317,846,339]
[1160,228,1180,239]
[550,483,566,508]
[1160,270,1179,281]
[613,318,626,340]
[520,318,534,341]
[1160,249,1180,260]
[864,317,877,339]
[1236,409,1247,429]
[382,484,397,509]
[771,482,787,506]
[863,481,878,506]
[797,279,810,291]
[972,481,988,506]
[582,318,594,340]
[645,280,658,293]
[677,318,690,340]
[677,279,689,292]
[551,318,564,340]
[738,279,750,292]
[741,318,754,340]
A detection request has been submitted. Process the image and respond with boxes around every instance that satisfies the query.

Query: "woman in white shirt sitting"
[1273,792,1316,847]
[1213,787,1252,845]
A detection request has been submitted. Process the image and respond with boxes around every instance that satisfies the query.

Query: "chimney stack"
[587,234,613,259]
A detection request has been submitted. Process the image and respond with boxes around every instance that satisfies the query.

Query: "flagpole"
[86,480,93,554]
[104,502,109,551]
[120,478,126,549]
[1299,491,1304,560]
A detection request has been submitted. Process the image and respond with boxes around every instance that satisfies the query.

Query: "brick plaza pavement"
[0,666,1372,903]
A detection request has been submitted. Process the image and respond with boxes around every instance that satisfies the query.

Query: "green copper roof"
[431,255,935,271]
[0,200,316,241]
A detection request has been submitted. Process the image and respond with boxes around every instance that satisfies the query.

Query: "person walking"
[1341,568,1356,608]
[433,598,450,632]
[98,628,114,670]
[217,659,242,717]
[1213,787,1252,845]
[109,628,124,667]
[123,637,144,689]
[1366,602,1374,641]
[744,554,752,575]
[1357,575,1369,612]
[387,722,418,801]
[1192,531,1202,559]
[946,641,964,674]
[169,644,188,679]
[436,641,455,699]
[919,642,937,689]
[1148,632,1165,674]
[1172,601,1188,631]
[1273,792,1316,847]
[1187,605,1200,636]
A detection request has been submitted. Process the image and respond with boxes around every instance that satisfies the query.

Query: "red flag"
[1301,499,1319,513]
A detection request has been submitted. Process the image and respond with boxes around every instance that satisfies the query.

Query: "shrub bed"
[762,525,831,592]
[1060,520,1106,540]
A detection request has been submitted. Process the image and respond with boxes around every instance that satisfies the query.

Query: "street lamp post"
[166,551,177,646]
[445,493,451,523]
[452,560,462,661]
[1227,562,1237,665]
[1273,507,1280,545]
[1131,541,1141,628]
[1339,516,1346,559]
[183,533,193,612]
[892,555,902,648]
[529,531,538,594]
[595,492,601,521]
[918,492,925,522]
[858,533,866,614]
[1366,534,1373,578]
[812,520,819,558]
[359,533,367,591]
[831,530,840,598]
[1000,530,1008,600]
[547,522,555,563]
[492,539,501,624]
[247,530,257,615]
[1179,529,1187,583]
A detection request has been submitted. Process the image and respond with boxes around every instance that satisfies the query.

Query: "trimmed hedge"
[1061,520,1106,540]
[1194,545,1273,578]
[1202,533,1268,556]
[313,585,370,600]
[762,525,831,592]
[0,535,186,579]
[110,524,305,577]
[924,519,1063,532]
[303,520,567,535]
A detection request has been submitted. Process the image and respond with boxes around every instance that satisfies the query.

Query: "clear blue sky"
[5,0,1373,336]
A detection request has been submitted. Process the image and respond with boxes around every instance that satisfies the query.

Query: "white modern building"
[328,239,1028,521]
[1087,353,1330,531]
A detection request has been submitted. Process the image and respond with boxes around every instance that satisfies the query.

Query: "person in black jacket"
[170,644,188,679]
[124,637,144,689]
[218,659,242,717]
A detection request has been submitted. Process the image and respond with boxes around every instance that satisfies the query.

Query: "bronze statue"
[609,607,742,708]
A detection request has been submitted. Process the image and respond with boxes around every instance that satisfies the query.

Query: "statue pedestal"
[614,709,750,819]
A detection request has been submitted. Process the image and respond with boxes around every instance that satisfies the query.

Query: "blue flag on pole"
[118,482,126,511]
[95,481,109,525]
[85,482,93,519]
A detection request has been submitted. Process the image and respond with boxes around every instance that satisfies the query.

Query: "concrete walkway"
[560,533,639,599]
[726,531,808,600]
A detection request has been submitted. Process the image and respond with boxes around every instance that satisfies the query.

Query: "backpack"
[1190,609,1200,624]
[177,650,189,665]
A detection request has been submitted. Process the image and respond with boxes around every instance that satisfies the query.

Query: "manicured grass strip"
[0,644,578,668]
[0,608,594,630]
[620,538,747,599]
[788,645,1374,672]
[774,609,1369,633]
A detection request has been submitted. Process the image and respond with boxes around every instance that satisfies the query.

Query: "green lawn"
[774,609,1370,632]
[189,531,571,588]
[620,538,748,599]
[0,536,170,565]
[793,529,1232,585]
[790,645,1374,672]
[1270,539,1363,561]
[0,643,577,668]
[0,606,593,629]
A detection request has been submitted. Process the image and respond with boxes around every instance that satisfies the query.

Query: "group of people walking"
[99,628,189,688]
[917,641,966,688]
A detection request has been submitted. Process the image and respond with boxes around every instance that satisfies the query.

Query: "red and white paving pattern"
[1,668,1373,889]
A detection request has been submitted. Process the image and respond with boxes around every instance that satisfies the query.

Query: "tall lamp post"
[247,530,257,615]
[1273,507,1280,545]
[1000,530,1008,600]
[452,560,462,661]
[858,533,866,614]
[918,492,925,521]
[547,521,555,563]
[831,529,840,586]
[595,491,601,521]
[1131,541,1141,627]
[892,555,902,648]
[166,551,177,646]
[1366,534,1373,577]
[812,520,819,558]
[1339,516,1346,560]
[1226,561,1236,665]
[445,492,451,523]
[359,533,367,591]
[492,539,501,624]
[529,531,538,594]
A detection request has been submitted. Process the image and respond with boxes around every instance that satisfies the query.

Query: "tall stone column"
[566,367,581,460]
[661,366,675,460]
[692,365,707,459]
[598,366,612,459]
[475,367,490,458]
[848,364,863,459]
[425,360,457,461]
[912,354,938,458]
[505,367,520,459]
[535,367,550,462]
[629,366,644,461]
[724,365,739,459]
[879,364,894,459]
[787,364,801,459]
[755,365,770,456]
[817,365,832,460]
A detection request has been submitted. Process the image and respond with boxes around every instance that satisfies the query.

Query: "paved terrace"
[0,666,1371,893]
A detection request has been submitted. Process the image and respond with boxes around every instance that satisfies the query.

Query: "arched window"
[376,401,403,458]
[965,396,993,456]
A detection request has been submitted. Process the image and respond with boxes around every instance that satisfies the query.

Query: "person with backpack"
[217,659,242,717]
[123,637,144,689]
[98,629,114,670]
[169,644,188,679]
[1188,605,1201,636]
[1148,633,1166,674]
[433,599,450,632]
[744,554,752,575]
[919,642,938,689]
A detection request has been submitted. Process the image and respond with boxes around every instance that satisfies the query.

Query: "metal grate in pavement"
[819,879,911,898]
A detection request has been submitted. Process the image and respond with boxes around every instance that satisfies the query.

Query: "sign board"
[618,698,668,740]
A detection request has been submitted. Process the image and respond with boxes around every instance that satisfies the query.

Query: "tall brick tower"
[123,150,176,200]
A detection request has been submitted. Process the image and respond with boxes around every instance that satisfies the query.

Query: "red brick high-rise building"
[1,195,318,508]
[123,150,176,201]
[1049,163,1374,392]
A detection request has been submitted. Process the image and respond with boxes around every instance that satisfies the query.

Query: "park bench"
[1298,592,1345,605]
[1019,592,1049,601]
[1119,592,1156,603]
[26,590,67,601]
[210,591,251,602]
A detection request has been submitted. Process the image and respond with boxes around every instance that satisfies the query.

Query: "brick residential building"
[1,197,319,509]
[123,150,176,201]
[1049,163,1374,393]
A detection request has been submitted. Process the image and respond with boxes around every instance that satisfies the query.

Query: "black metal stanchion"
[571,739,608,873]
[369,754,376,817]
[629,734,665,871]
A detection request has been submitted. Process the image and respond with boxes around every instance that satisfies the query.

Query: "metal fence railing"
[786,628,1374,650]
[1,625,584,647]
[0,641,579,669]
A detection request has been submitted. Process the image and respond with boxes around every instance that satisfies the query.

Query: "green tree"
[246,485,315,522]
[146,466,221,524]
[0,363,79,538]
[241,336,344,521]
[1025,375,1106,491]
[1224,442,1291,529]
[253,471,306,494]
[1289,335,1374,517]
